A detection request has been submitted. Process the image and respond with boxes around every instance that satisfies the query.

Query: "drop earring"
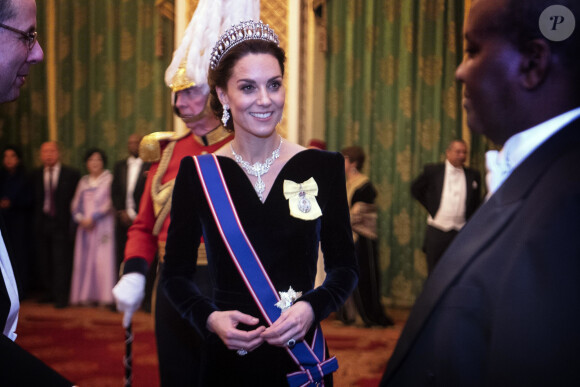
[222,104,230,126]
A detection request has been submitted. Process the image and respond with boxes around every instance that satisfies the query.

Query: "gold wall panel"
[261,1,289,138]
[187,0,198,20]
[260,1,289,52]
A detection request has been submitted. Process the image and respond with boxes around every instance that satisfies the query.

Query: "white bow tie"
[485,150,510,197]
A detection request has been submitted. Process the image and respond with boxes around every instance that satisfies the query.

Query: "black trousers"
[114,219,129,275]
[423,225,459,275]
[155,263,211,387]
[36,216,74,305]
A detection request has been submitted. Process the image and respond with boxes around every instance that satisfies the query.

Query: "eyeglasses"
[0,22,38,50]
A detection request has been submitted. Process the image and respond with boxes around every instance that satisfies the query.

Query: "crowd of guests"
[0,139,147,309]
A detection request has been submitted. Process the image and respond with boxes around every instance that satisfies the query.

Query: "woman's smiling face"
[217,53,285,139]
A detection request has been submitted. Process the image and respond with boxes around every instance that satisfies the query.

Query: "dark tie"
[48,167,56,216]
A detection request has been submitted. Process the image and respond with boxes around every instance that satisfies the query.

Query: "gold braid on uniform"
[152,140,176,236]
[139,129,190,236]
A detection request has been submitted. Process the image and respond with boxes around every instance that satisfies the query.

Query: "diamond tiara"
[209,20,279,70]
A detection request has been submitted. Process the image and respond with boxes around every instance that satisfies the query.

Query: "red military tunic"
[124,130,232,270]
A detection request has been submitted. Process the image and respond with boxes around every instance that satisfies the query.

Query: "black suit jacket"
[411,163,481,221]
[0,215,15,332]
[382,119,580,386]
[111,158,150,213]
[32,165,80,232]
[0,215,72,385]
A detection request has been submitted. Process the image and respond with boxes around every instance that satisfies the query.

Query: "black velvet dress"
[342,181,393,327]
[162,149,358,386]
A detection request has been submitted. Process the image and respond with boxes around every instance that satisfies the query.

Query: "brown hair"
[341,145,366,171]
[208,39,286,131]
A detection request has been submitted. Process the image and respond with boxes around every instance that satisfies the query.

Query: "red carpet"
[17,302,158,387]
[16,301,407,386]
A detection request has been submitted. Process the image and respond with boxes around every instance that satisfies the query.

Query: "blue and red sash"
[194,154,338,387]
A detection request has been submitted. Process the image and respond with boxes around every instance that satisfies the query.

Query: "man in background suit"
[0,0,71,384]
[32,141,80,308]
[411,139,481,274]
[112,133,149,271]
[381,0,580,385]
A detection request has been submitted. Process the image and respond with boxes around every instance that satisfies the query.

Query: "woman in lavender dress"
[69,148,116,306]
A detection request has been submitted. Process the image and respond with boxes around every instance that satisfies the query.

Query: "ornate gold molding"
[155,0,175,21]
[261,0,289,138]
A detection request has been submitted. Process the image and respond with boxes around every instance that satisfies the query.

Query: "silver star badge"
[275,286,302,312]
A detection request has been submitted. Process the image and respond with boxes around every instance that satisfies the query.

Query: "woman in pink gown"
[69,148,116,306]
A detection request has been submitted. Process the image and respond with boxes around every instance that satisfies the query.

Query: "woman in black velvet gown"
[162,21,358,386]
[337,146,393,327]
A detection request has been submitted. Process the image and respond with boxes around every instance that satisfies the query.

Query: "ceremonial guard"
[113,1,259,384]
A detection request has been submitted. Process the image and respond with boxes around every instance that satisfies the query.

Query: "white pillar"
[172,0,189,133]
[286,0,301,143]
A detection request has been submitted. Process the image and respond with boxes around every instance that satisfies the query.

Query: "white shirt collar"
[44,162,61,173]
[501,107,580,174]
[445,159,463,173]
[0,230,19,341]
[486,107,580,197]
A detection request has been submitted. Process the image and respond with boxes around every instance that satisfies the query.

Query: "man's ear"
[216,87,228,106]
[520,39,551,90]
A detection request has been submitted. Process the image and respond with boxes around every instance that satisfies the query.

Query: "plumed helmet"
[164,0,260,93]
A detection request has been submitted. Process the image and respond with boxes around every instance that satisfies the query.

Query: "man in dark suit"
[32,141,80,308]
[112,133,149,271]
[381,0,580,386]
[0,0,72,383]
[411,139,481,274]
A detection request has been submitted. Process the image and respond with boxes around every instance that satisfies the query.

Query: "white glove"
[112,273,146,328]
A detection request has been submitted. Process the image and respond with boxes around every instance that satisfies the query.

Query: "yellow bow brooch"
[283,177,322,221]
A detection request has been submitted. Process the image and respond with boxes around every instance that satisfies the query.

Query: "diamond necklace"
[230,136,283,202]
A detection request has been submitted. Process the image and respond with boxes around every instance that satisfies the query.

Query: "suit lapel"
[464,168,473,199]
[138,162,148,182]
[463,168,479,214]
[36,168,46,202]
[0,215,13,326]
[120,161,128,198]
[55,167,64,195]
[383,195,521,379]
[433,164,445,207]
[384,120,580,382]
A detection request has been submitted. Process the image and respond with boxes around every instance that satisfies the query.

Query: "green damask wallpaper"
[0,0,174,170]
[326,0,468,306]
